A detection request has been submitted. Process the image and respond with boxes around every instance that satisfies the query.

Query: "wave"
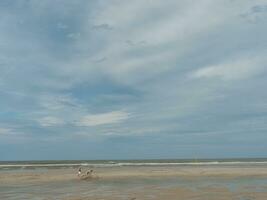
[1,161,267,169]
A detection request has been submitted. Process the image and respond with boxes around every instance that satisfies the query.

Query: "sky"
[0,0,267,161]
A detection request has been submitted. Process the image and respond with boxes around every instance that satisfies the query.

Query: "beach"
[1,163,267,200]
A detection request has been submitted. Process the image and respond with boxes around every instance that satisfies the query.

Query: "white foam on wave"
[1,161,267,168]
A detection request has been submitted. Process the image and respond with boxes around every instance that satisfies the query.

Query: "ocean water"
[1,158,267,170]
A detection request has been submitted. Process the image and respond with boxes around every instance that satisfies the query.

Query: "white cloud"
[191,55,266,81]
[38,116,65,127]
[76,0,255,87]
[1,0,267,143]
[76,111,130,126]
[0,128,11,135]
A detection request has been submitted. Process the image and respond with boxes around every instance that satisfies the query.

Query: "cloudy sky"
[0,0,267,160]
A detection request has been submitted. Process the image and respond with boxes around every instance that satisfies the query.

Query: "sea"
[1,158,267,170]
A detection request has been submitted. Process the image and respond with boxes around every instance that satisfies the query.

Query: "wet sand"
[1,166,267,199]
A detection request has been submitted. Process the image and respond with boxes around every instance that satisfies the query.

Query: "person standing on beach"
[78,167,82,176]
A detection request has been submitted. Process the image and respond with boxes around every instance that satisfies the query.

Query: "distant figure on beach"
[86,169,93,176]
[79,169,98,180]
[78,167,82,176]
[86,169,93,178]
